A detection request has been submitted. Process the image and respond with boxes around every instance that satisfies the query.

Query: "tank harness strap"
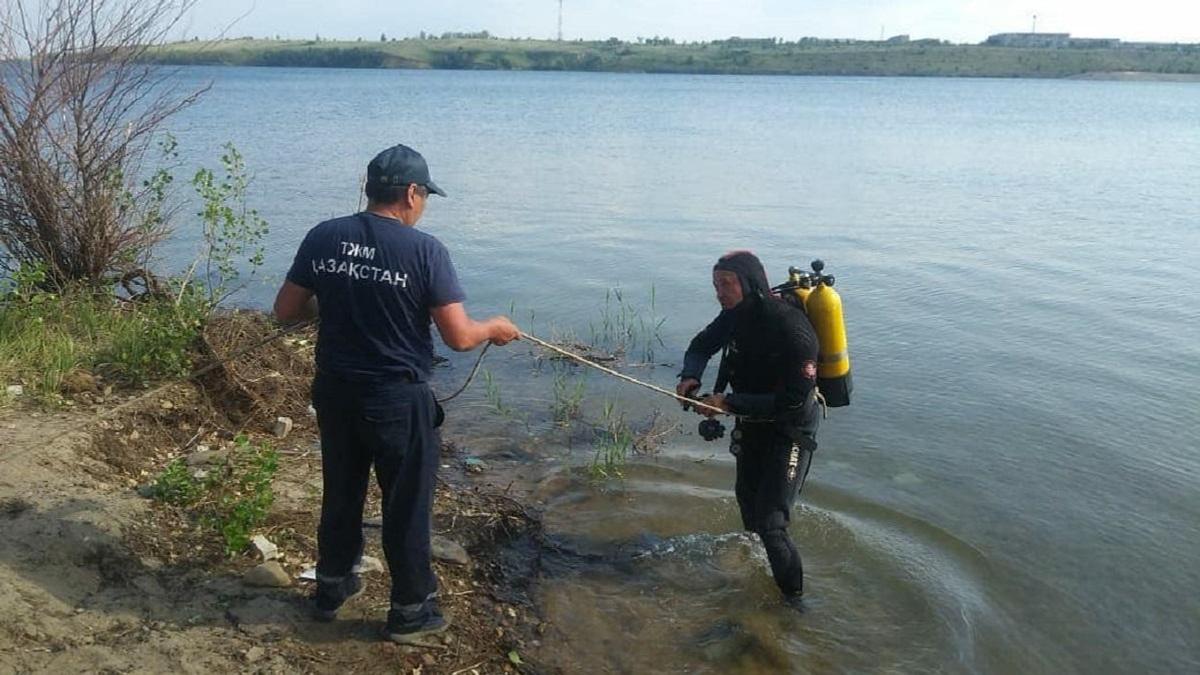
[814,388,829,420]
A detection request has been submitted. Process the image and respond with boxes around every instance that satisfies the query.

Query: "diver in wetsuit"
[676,251,821,602]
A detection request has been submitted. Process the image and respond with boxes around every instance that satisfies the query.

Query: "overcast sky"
[182,1,1200,45]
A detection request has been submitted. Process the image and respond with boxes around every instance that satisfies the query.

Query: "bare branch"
[0,0,203,286]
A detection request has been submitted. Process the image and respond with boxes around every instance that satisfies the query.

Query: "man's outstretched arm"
[431,302,519,352]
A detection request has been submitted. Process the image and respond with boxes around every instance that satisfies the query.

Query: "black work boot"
[385,598,450,645]
[311,574,365,622]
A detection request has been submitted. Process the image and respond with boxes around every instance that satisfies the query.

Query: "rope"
[436,342,490,403]
[1,321,739,467]
[520,331,826,423]
[519,331,729,416]
[206,317,489,404]
[0,316,494,467]
[192,318,317,380]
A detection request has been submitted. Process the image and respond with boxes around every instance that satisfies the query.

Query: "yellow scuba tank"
[775,260,852,407]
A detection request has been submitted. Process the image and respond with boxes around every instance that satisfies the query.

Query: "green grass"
[149,434,279,557]
[551,366,586,427]
[588,286,666,363]
[590,400,634,481]
[0,286,205,404]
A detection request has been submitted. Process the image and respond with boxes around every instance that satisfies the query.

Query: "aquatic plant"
[590,400,635,480]
[552,367,587,427]
[588,285,666,363]
[482,369,512,417]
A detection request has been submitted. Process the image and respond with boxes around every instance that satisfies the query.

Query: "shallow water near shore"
[160,67,1200,673]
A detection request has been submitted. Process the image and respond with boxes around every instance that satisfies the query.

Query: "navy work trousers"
[312,372,440,607]
[732,419,818,597]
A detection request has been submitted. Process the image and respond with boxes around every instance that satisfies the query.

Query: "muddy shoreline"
[0,312,552,674]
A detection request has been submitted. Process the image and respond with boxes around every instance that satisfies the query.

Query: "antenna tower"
[558,0,564,41]
[1032,14,1038,33]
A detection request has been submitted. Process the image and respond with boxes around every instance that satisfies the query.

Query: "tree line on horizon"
[190,31,1200,50]
[149,34,1200,78]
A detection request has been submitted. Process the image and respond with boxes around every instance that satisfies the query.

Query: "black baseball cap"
[366,144,447,197]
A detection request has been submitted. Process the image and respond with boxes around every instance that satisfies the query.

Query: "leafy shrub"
[148,435,279,557]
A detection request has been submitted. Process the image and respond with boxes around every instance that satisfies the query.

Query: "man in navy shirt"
[274,144,519,643]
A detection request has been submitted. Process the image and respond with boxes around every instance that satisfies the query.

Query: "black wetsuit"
[681,254,821,597]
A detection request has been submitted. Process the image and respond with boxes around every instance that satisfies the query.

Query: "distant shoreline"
[1067,71,1200,82]
[146,37,1200,80]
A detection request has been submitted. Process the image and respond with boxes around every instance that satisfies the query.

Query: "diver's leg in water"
[754,434,814,597]
[733,423,763,531]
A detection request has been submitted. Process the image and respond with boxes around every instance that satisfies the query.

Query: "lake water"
[162,67,1200,674]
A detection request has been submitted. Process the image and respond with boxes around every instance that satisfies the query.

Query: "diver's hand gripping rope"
[518,331,729,416]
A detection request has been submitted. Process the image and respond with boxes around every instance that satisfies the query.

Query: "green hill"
[147,37,1200,79]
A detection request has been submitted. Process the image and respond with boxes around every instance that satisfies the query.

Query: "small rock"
[129,430,140,441]
[464,457,488,474]
[306,404,316,418]
[160,400,173,410]
[272,416,294,439]
[533,474,572,500]
[422,653,437,666]
[431,536,471,566]
[140,557,164,570]
[5,385,24,397]
[226,597,294,638]
[243,561,292,588]
[252,535,279,562]
[135,483,157,499]
[354,555,384,574]
[186,447,230,467]
[244,646,266,664]
[132,575,166,597]
[61,370,98,394]
[0,497,32,517]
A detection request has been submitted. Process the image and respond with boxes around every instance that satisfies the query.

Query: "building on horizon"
[985,33,1070,48]
[985,33,1123,49]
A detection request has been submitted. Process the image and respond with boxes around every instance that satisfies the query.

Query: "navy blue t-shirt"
[286,212,465,381]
